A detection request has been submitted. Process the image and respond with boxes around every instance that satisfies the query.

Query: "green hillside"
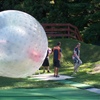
[48,38,100,88]
[49,38,100,63]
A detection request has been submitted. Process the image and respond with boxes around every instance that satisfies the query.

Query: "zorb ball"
[0,10,48,78]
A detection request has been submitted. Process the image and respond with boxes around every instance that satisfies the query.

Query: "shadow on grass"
[0,76,25,88]
[0,76,67,89]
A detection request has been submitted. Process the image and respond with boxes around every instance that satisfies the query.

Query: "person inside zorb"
[72,43,82,75]
[0,10,48,78]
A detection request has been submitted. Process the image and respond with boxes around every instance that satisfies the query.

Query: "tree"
[82,0,100,45]
[0,0,99,45]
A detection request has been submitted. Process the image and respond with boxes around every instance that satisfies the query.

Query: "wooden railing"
[41,23,83,41]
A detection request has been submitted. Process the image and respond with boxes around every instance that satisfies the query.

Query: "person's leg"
[74,59,82,73]
[42,58,47,73]
[53,59,60,77]
[43,66,46,73]
[54,67,59,77]
[47,66,50,73]
[54,67,56,76]
[55,60,60,77]
[53,59,56,76]
[46,58,50,73]
[73,58,79,74]
[56,67,59,77]
[74,63,79,73]
[79,59,82,65]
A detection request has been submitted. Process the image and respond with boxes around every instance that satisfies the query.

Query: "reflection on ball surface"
[0,10,48,78]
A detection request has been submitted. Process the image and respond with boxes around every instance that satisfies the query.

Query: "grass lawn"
[48,38,100,88]
[0,38,100,89]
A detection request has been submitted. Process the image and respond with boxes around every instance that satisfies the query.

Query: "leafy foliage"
[0,0,100,45]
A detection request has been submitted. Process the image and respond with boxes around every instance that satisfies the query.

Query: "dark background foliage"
[0,0,100,45]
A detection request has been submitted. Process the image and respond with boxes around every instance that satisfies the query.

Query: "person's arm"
[60,48,63,58]
[48,48,52,55]
[50,48,54,54]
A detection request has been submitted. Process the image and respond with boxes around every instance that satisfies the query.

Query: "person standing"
[52,42,62,77]
[72,43,82,75]
[42,47,51,73]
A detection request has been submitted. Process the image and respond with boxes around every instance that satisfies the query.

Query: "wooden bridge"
[42,23,83,41]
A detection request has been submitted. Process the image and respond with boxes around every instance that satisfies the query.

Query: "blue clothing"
[52,46,62,67]
[74,47,80,57]
[53,46,62,60]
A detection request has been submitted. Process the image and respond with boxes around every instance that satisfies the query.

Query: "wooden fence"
[41,23,83,41]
